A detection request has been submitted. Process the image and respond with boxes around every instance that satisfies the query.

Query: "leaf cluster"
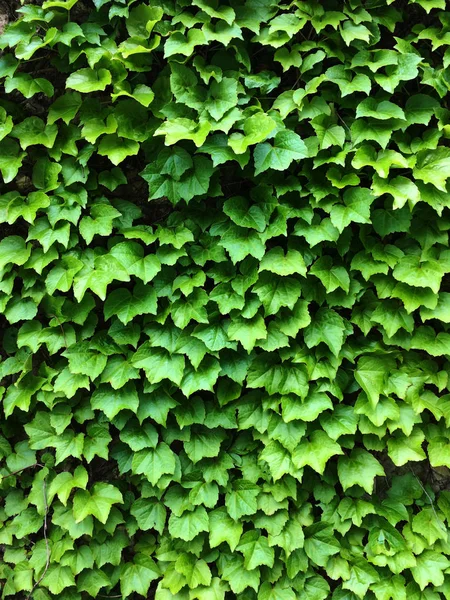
[1,0,450,599]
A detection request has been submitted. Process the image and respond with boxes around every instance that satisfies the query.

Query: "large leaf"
[254,130,308,175]
[338,449,385,494]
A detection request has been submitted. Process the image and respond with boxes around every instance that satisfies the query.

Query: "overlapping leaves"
[1,0,450,599]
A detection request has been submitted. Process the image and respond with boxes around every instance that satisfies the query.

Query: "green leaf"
[120,421,158,451]
[131,443,176,485]
[164,29,206,58]
[0,107,13,141]
[330,188,374,233]
[73,483,123,524]
[292,430,343,474]
[41,565,75,595]
[253,273,301,315]
[180,356,221,397]
[131,346,185,385]
[63,342,107,380]
[372,174,420,210]
[131,498,166,534]
[254,130,308,175]
[392,255,444,294]
[142,155,213,203]
[338,449,385,494]
[184,428,225,463]
[0,236,31,270]
[32,158,61,192]
[304,523,340,567]
[342,557,379,597]
[154,118,211,147]
[320,406,358,441]
[304,308,348,357]
[259,247,307,276]
[200,133,250,167]
[370,576,407,600]
[66,68,112,93]
[126,4,163,37]
[104,285,157,325]
[120,555,161,597]
[372,207,411,236]
[175,553,212,589]
[413,147,450,191]
[236,530,274,570]
[91,383,139,419]
[247,355,309,397]
[11,117,58,150]
[219,224,265,263]
[204,78,238,121]
[351,119,393,149]
[371,299,414,338]
[112,83,155,107]
[223,196,266,232]
[228,113,276,154]
[411,508,447,545]
[77,568,111,596]
[169,506,209,541]
[326,65,371,97]
[387,429,427,466]
[5,73,54,98]
[259,582,296,600]
[228,314,267,352]
[277,299,311,337]
[411,0,445,10]
[111,241,161,283]
[0,138,26,183]
[311,116,345,150]
[340,21,371,45]
[209,507,243,551]
[42,0,79,8]
[189,577,229,600]
[356,98,406,121]
[221,554,260,594]
[410,551,450,590]
[405,94,439,125]
[48,92,82,125]
[193,0,235,24]
[53,367,90,399]
[225,480,259,521]
[355,355,395,408]
[48,466,88,506]
[310,256,350,293]
[4,296,38,325]
[352,145,411,178]
[421,292,450,323]
[260,440,296,480]
[97,134,140,165]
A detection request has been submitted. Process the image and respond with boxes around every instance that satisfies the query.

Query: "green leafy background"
[1,0,450,598]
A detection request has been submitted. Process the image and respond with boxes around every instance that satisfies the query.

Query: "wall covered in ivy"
[1,0,450,598]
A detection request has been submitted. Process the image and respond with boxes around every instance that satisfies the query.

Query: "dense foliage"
[1,0,450,598]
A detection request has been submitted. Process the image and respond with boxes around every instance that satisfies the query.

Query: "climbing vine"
[1,0,450,598]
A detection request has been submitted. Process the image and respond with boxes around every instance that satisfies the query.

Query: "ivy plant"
[1,0,450,599]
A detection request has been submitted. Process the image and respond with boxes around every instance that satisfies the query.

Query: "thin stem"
[409,466,441,523]
[2,463,44,479]
[336,111,351,135]
[49,313,68,348]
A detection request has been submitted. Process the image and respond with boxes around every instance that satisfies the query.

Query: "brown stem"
[2,463,44,479]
